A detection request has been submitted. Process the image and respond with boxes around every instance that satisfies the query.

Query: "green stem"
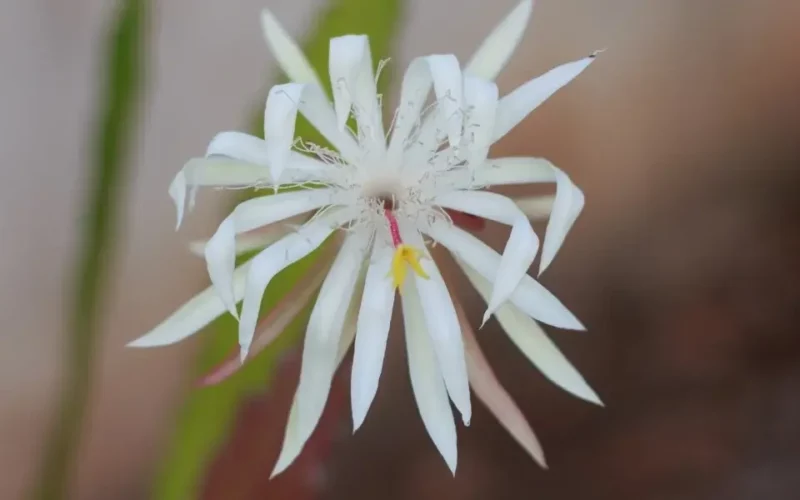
[29,1,147,498]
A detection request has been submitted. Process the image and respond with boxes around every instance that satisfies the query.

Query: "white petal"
[168,171,187,230]
[271,276,361,478]
[434,191,538,325]
[260,8,322,87]
[127,264,248,347]
[351,242,395,431]
[459,263,601,405]
[456,299,545,466]
[238,208,356,358]
[402,278,458,474]
[168,155,285,230]
[539,167,584,274]
[475,158,585,274]
[462,76,499,166]
[473,156,554,186]
[188,214,308,258]
[204,190,334,318]
[402,227,472,426]
[329,35,385,152]
[493,52,600,143]
[294,230,370,446]
[387,54,463,165]
[465,0,534,81]
[263,83,362,166]
[205,131,331,177]
[409,75,497,167]
[198,258,330,387]
[428,223,584,330]
[514,195,554,219]
[264,83,303,182]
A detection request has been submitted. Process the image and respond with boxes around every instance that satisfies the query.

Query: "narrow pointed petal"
[514,195,555,220]
[473,156,554,186]
[294,230,370,445]
[168,153,324,229]
[402,228,472,425]
[197,258,329,386]
[272,292,360,477]
[402,279,458,474]
[264,83,303,182]
[168,171,187,230]
[351,242,395,431]
[493,52,600,142]
[434,191,538,324]
[260,8,322,87]
[462,76,499,165]
[204,190,334,317]
[329,35,385,151]
[263,83,362,166]
[189,218,296,258]
[475,158,585,274]
[455,299,545,466]
[539,168,584,274]
[427,223,584,330]
[459,263,601,405]
[388,54,463,164]
[128,265,248,347]
[205,131,331,178]
[465,0,534,80]
[238,208,356,358]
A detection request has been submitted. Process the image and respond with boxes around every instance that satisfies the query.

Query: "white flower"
[130,0,602,475]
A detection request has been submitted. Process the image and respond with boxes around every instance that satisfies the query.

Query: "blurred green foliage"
[30,1,147,499]
[151,0,403,498]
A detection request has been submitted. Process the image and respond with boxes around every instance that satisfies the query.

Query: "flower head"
[130,0,602,475]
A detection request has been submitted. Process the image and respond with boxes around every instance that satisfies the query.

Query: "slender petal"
[434,191,539,325]
[475,158,585,274]
[168,152,327,230]
[462,76,499,166]
[427,223,584,330]
[204,190,334,318]
[539,167,584,274]
[387,54,463,166]
[402,278,458,474]
[197,257,330,386]
[272,285,360,477]
[127,264,249,347]
[264,84,303,182]
[473,156,554,186]
[514,195,555,219]
[169,159,264,230]
[329,35,385,152]
[294,230,370,447]
[260,8,322,87]
[402,227,472,425]
[205,131,330,177]
[408,75,497,168]
[188,214,308,257]
[351,242,395,431]
[493,52,600,143]
[238,208,356,358]
[465,0,534,80]
[454,298,545,466]
[458,262,601,405]
[263,83,362,167]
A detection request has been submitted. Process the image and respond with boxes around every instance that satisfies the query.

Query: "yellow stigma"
[390,244,429,291]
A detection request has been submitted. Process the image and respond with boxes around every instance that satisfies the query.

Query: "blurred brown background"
[2,0,799,498]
